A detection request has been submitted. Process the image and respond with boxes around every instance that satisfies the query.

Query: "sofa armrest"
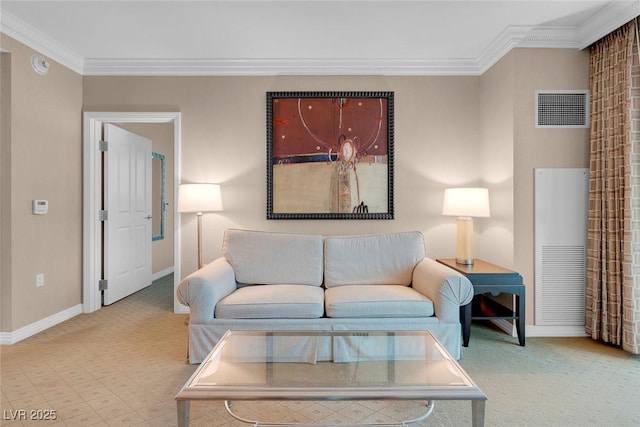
[176,257,238,323]
[411,258,474,323]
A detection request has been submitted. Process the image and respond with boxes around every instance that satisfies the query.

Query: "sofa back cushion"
[324,231,426,288]
[223,229,323,286]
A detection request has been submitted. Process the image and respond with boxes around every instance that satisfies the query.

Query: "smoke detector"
[30,54,50,75]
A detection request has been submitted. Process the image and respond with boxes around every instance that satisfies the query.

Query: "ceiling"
[1,1,639,76]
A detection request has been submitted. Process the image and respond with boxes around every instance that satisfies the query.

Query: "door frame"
[82,112,183,313]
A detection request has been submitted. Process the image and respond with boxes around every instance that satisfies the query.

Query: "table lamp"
[178,183,223,269]
[442,187,490,265]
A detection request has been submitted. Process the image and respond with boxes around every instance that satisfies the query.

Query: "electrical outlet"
[36,273,44,287]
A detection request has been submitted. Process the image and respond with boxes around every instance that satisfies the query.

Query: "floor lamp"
[442,187,490,265]
[177,183,223,269]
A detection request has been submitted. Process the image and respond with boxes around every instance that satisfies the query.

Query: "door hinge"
[99,140,108,152]
[99,210,108,221]
[99,279,108,291]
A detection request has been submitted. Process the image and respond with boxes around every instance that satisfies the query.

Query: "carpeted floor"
[1,275,638,426]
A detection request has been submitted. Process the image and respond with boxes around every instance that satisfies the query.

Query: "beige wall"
[83,75,485,276]
[83,52,589,327]
[475,48,590,324]
[1,50,12,330]
[479,49,516,268]
[0,39,589,333]
[1,35,83,331]
[512,48,591,324]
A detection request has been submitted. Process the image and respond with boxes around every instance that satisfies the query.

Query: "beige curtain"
[586,19,640,355]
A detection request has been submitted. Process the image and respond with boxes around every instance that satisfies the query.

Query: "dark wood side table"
[437,258,525,347]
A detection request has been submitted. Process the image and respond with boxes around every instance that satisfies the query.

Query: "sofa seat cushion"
[325,285,434,318]
[324,232,426,287]
[215,285,324,319]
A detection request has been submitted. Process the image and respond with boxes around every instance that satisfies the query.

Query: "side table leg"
[472,400,486,427]
[461,303,471,347]
[516,293,525,346]
[177,400,190,427]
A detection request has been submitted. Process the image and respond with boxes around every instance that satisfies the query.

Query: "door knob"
[145,215,152,220]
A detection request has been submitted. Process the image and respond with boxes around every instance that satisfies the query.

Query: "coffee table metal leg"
[224,399,435,426]
[471,399,485,427]
[225,400,259,424]
[177,400,190,427]
[403,400,434,424]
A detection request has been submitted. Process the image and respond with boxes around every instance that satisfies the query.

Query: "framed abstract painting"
[266,91,394,220]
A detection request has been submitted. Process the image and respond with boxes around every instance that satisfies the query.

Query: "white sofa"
[177,228,474,363]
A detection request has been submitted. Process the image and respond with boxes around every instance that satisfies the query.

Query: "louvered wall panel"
[534,169,589,326]
[540,245,586,324]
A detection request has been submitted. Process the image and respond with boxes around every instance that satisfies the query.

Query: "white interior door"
[103,124,152,305]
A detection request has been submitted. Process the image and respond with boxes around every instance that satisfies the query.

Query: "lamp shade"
[442,187,490,218]
[177,184,223,213]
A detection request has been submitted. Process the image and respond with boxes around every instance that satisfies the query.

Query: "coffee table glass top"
[177,330,486,401]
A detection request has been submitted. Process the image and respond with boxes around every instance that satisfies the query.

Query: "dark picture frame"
[266,91,394,220]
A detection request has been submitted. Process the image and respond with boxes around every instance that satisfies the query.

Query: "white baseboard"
[152,266,174,282]
[486,320,587,338]
[175,305,189,315]
[0,304,83,345]
[526,324,588,337]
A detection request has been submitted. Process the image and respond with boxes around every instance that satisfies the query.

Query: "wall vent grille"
[535,90,589,128]
[539,245,586,325]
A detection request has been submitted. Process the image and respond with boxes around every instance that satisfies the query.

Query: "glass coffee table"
[175,330,487,426]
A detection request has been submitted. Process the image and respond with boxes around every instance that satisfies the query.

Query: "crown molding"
[2,2,638,77]
[578,1,640,48]
[82,25,585,76]
[81,57,482,76]
[0,11,84,74]
[477,25,580,74]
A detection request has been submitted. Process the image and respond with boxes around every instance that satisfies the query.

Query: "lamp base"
[455,217,475,266]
